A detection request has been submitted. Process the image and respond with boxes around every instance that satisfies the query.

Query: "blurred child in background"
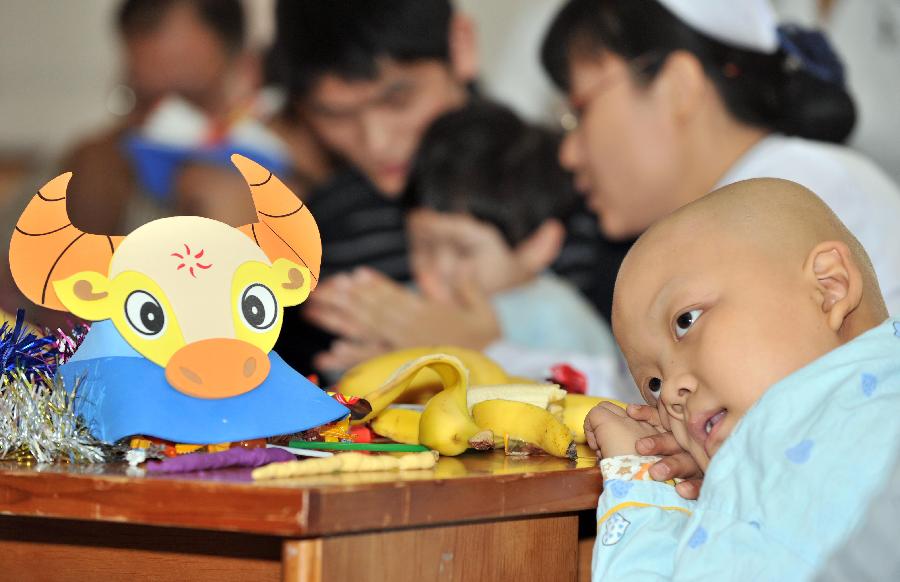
[408,102,618,357]
[314,101,631,396]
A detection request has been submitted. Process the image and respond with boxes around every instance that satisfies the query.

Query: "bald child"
[584,178,900,581]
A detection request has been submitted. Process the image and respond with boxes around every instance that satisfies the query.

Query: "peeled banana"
[337,345,510,405]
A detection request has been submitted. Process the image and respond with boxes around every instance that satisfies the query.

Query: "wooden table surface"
[0,447,602,581]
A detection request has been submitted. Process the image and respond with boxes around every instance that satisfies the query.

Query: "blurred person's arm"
[60,126,136,236]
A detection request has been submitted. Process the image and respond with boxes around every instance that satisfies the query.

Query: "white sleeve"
[483,340,641,402]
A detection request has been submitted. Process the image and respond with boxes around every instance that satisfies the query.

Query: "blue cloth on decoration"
[59,320,348,443]
[591,318,900,581]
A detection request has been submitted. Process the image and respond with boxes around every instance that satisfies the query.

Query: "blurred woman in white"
[540,0,900,314]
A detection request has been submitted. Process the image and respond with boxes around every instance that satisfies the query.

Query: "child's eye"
[647,377,662,395]
[674,309,703,339]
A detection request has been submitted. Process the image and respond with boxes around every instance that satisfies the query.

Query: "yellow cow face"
[53,216,311,398]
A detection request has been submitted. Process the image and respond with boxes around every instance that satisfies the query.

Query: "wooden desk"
[0,447,601,581]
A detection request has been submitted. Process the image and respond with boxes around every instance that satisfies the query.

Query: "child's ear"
[516,219,565,275]
[806,241,863,331]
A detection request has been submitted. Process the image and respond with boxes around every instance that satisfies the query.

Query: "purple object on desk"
[145,447,295,474]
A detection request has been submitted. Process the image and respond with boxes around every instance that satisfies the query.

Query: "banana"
[356,354,481,456]
[370,407,422,445]
[563,394,628,444]
[466,383,566,413]
[368,383,567,446]
[337,346,510,405]
[471,400,575,459]
[353,354,450,423]
[350,351,629,457]
[506,375,540,385]
[417,357,482,456]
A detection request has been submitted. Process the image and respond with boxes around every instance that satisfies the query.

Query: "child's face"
[408,209,530,295]
[613,223,843,471]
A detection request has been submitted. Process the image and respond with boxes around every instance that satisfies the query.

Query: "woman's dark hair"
[268,0,453,99]
[406,100,579,247]
[541,0,856,143]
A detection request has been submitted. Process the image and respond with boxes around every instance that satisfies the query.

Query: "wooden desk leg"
[283,515,578,582]
[283,539,323,582]
[577,536,595,582]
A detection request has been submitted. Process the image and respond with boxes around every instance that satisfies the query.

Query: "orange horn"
[232,154,322,290]
[9,172,123,311]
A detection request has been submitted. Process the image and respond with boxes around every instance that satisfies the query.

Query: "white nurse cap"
[657,0,780,54]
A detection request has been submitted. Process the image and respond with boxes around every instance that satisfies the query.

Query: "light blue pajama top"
[593,318,900,581]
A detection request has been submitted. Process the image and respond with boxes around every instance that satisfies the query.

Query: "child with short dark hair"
[406,101,622,379]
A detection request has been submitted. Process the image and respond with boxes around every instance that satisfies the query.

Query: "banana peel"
[357,354,481,456]
[337,345,509,404]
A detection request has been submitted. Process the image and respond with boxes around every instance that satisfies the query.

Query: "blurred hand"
[583,401,661,459]
[627,404,704,500]
[305,266,501,350]
[303,272,374,340]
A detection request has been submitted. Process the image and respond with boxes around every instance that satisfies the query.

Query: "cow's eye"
[240,283,278,331]
[125,290,166,336]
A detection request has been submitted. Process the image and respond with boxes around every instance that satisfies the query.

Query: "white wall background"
[0,0,120,158]
[773,0,900,183]
[0,0,565,161]
[458,0,566,124]
[1,0,897,185]
[0,0,274,160]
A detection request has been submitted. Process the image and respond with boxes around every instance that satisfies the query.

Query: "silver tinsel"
[0,369,105,464]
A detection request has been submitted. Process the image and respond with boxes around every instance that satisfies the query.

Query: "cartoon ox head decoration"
[9,155,347,443]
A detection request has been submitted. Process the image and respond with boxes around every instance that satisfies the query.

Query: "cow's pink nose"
[165,339,270,398]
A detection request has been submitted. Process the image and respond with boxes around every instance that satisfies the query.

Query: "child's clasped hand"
[583,401,662,459]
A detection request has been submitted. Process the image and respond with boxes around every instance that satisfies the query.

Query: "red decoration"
[350,426,374,443]
[333,393,361,406]
[549,363,588,394]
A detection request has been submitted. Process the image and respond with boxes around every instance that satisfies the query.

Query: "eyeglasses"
[558,52,665,133]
